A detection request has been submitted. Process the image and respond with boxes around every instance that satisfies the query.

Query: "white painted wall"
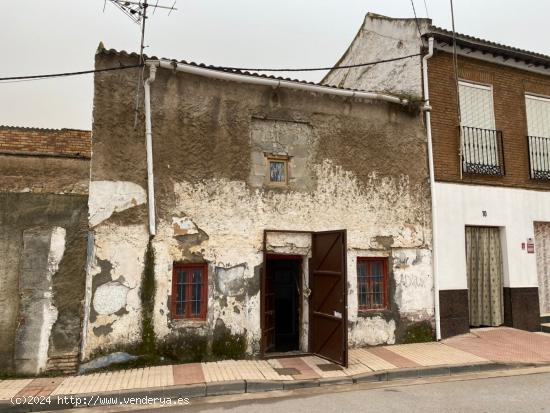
[323,14,429,97]
[435,182,550,290]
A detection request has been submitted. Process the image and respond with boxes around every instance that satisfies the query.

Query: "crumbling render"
[14,227,66,375]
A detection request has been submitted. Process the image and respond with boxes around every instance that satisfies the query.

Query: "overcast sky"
[2,0,549,130]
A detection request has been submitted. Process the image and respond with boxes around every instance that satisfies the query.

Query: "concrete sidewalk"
[2,328,550,412]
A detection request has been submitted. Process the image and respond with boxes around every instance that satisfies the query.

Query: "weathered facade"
[326,13,550,338]
[83,46,435,363]
[0,126,91,375]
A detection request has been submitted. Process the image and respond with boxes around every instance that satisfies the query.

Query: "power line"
[423,0,430,18]
[450,0,463,179]
[0,64,144,83]
[410,0,423,39]
[0,53,422,84]
[214,53,422,73]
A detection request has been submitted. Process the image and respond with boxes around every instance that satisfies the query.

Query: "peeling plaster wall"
[87,49,434,357]
[322,13,430,97]
[0,137,90,374]
[0,193,88,373]
[14,227,66,375]
[82,223,148,359]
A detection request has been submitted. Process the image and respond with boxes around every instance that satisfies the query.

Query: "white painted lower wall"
[435,182,550,290]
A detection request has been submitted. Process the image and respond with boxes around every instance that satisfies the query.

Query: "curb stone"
[1,362,547,412]
[352,371,387,383]
[282,379,320,390]
[386,367,420,381]
[319,377,354,386]
[416,366,451,377]
[206,380,246,396]
[449,364,482,374]
[161,383,206,399]
[246,380,284,393]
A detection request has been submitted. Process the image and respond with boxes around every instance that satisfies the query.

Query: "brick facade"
[428,51,550,190]
[0,126,91,158]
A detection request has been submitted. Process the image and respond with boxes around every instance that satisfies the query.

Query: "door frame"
[261,229,312,358]
[261,229,348,367]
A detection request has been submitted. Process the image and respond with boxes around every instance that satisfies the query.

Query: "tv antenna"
[103,0,178,127]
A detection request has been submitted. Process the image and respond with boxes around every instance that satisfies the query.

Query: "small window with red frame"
[171,263,208,320]
[357,258,388,311]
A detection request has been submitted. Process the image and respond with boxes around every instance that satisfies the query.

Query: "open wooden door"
[261,262,276,354]
[309,230,348,366]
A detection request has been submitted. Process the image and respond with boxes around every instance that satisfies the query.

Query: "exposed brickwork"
[428,51,550,190]
[45,353,79,375]
[0,126,91,158]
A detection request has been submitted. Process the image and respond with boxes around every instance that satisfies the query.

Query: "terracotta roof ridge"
[98,46,411,99]
[426,26,550,63]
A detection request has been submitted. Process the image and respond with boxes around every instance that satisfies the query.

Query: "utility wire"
[0,64,144,83]
[134,0,148,128]
[410,0,423,39]
[423,0,430,18]
[0,53,422,84]
[450,0,463,179]
[214,53,422,72]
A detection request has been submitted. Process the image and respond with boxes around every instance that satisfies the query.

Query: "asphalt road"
[165,372,550,413]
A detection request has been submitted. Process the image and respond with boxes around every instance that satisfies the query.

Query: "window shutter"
[526,94,550,138]
[459,82,495,129]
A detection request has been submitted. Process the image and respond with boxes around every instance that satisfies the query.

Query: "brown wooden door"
[309,230,348,366]
[261,263,276,354]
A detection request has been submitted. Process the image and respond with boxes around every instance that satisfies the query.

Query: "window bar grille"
[461,126,504,176]
[528,135,550,180]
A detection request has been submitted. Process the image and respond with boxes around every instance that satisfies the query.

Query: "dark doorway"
[264,255,302,353]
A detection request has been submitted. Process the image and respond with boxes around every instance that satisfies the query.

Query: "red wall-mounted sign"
[527,238,535,254]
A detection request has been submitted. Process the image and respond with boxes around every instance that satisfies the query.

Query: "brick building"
[324,13,550,339]
[0,126,91,375]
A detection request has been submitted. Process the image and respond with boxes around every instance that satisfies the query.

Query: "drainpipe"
[422,37,441,340]
[144,64,158,236]
[146,60,409,106]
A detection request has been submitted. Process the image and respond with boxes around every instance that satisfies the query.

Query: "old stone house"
[83,45,435,366]
[0,126,91,375]
[324,13,550,339]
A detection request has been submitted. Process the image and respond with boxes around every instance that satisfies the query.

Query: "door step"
[541,323,550,333]
[540,314,550,324]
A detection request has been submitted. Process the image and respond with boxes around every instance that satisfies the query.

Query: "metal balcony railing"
[528,135,550,180]
[461,126,505,176]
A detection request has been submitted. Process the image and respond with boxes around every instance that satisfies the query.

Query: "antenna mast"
[104,0,178,127]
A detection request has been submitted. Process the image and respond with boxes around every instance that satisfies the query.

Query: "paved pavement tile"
[0,379,34,400]
[367,346,420,368]
[387,342,486,366]
[349,348,396,371]
[302,356,348,378]
[445,327,550,363]
[278,357,320,380]
[2,327,550,401]
[14,377,64,397]
[173,363,204,385]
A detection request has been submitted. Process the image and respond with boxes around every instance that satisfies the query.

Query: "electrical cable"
[410,0,423,39]
[0,53,422,84]
[212,53,422,73]
[0,64,144,83]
